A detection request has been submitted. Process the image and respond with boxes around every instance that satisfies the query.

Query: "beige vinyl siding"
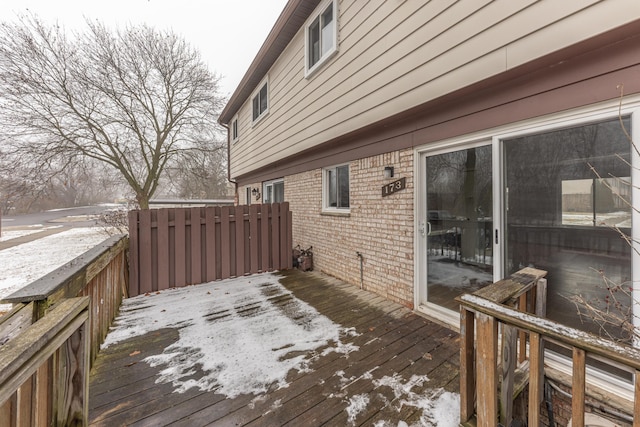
[230,0,636,179]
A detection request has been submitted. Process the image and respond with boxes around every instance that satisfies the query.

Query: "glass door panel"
[425,145,493,310]
[503,117,632,340]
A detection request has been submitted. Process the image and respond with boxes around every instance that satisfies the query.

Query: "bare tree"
[0,14,226,208]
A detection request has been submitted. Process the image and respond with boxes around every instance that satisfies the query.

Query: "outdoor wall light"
[383,166,394,179]
[251,187,261,200]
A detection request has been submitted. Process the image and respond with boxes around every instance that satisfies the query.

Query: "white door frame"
[413,138,497,327]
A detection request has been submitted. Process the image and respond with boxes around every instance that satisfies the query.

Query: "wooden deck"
[88,269,460,426]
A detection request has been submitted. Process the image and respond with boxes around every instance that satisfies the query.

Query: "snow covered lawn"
[0,227,111,311]
[0,225,62,242]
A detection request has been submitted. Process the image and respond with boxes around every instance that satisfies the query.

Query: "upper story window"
[305,0,338,77]
[252,80,268,122]
[231,116,239,142]
[323,164,349,211]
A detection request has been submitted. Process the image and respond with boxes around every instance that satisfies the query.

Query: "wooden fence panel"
[128,202,293,297]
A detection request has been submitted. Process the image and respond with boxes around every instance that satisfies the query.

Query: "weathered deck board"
[89,269,460,426]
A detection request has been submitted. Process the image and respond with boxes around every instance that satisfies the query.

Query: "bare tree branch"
[0,14,226,208]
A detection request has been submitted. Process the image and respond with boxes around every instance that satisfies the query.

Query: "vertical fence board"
[34,360,51,427]
[157,209,170,290]
[287,210,293,269]
[280,202,290,269]
[0,394,9,425]
[235,205,245,277]
[250,205,259,274]
[260,204,270,272]
[191,207,202,285]
[128,211,140,296]
[205,207,217,281]
[139,210,153,294]
[221,207,231,279]
[174,209,186,287]
[271,203,280,270]
[16,378,32,426]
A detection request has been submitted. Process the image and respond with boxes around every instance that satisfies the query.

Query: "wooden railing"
[458,267,640,426]
[128,203,293,296]
[2,234,129,363]
[457,267,547,426]
[0,297,90,426]
[0,234,128,426]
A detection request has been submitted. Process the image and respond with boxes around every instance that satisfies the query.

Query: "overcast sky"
[1,0,290,98]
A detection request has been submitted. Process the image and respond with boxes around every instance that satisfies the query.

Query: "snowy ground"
[0,224,62,242]
[0,227,111,311]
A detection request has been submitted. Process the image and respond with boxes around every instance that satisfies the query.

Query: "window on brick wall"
[263,179,284,204]
[323,164,349,211]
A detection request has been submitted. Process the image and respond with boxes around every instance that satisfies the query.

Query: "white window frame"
[263,178,284,204]
[322,163,350,213]
[304,0,338,78]
[231,116,239,143]
[251,78,269,124]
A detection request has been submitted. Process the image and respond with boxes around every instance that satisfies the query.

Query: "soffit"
[219,0,322,124]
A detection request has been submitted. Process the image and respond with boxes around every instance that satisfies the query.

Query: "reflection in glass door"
[425,145,493,310]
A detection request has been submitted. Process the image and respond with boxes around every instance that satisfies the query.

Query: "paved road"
[1,205,114,228]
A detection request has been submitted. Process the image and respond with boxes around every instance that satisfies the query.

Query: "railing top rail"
[0,296,89,402]
[459,293,640,370]
[471,267,547,305]
[1,234,128,304]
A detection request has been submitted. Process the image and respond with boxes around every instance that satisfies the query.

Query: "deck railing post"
[476,312,498,427]
[634,370,640,423]
[500,323,517,425]
[528,331,543,426]
[572,347,586,427]
[460,306,475,422]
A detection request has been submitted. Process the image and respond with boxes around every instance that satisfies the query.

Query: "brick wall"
[285,148,415,308]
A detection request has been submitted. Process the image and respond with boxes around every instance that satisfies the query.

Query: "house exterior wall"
[229,0,640,180]
[285,148,415,307]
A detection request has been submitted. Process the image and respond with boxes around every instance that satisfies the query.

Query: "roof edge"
[219,0,321,124]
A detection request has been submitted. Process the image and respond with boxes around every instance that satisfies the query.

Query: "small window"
[305,0,338,76]
[231,117,239,142]
[245,187,251,205]
[263,179,284,204]
[252,81,268,122]
[323,164,349,210]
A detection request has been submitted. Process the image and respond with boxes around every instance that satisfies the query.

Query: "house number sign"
[382,177,406,197]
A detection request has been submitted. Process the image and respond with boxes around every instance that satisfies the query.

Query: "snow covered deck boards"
[88,269,460,426]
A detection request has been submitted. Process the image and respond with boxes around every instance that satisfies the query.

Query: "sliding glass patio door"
[418,117,633,342]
